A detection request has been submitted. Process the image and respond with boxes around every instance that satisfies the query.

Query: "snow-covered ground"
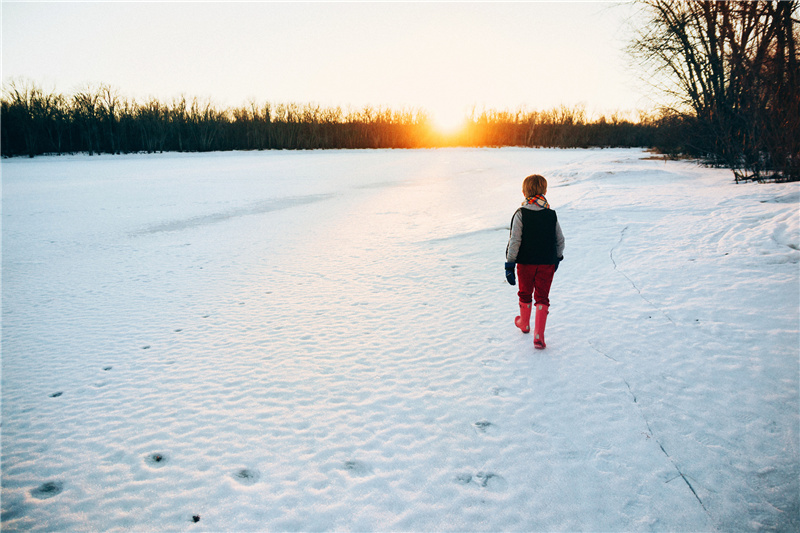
[2,148,798,532]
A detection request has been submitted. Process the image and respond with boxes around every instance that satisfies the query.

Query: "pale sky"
[2,1,648,128]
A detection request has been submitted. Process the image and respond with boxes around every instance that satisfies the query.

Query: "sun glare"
[431,110,467,136]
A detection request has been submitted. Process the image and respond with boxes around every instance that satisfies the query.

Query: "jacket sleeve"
[555,219,565,258]
[506,209,523,262]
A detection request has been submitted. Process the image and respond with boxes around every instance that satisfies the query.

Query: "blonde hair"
[522,174,547,197]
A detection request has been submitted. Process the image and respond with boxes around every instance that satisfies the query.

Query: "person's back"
[505,174,565,349]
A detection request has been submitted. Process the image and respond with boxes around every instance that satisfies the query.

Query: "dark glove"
[555,256,563,272]
[505,262,516,285]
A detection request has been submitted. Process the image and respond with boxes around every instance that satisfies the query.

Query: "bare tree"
[630,0,799,181]
[136,98,168,153]
[72,86,102,155]
[2,79,62,156]
[98,84,121,154]
[187,98,222,151]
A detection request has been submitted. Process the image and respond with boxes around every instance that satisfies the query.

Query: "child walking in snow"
[505,174,565,349]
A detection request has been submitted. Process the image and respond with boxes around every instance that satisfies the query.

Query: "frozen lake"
[2,148,798,531]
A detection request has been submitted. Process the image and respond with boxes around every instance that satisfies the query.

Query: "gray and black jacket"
[506,204,565,264]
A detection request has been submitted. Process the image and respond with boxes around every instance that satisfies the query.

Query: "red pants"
[516,264,556,306]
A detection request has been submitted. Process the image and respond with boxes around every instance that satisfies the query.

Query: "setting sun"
[433,112,466,135]
[430,109,468,137]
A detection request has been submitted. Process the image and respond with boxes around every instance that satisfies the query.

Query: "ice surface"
[2,148,798,531]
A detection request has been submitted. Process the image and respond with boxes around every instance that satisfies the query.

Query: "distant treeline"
[2,81,666,158]
[456,107,661,149]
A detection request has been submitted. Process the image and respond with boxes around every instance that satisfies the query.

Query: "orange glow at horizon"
[429,109,469,137]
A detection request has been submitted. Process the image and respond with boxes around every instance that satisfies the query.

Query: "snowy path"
[2,148,798,531]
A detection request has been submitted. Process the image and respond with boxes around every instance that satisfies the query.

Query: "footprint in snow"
[343,460,372,477]
[31,481,63,499]
[455,473,473,485]
[145,453,169,467]
[232,468,260,485]
[475,472,508,491]
[454,472,508,491]
[473,420,495,433]
[475,471,500,486]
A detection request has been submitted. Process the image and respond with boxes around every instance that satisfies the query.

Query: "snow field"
[2,148,798,531]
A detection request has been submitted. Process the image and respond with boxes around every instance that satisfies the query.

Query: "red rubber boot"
[533,304,549,349]
[515,301,532,333]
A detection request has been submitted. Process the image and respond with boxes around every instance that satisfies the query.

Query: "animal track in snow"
[145,453,169,467]
[454,472,508,491]
[473,420,494,433]
[31,481,63,499]
[475,471,506,489]
[342,460,372,476]
[455,473,473,485]
[232,468,260,485]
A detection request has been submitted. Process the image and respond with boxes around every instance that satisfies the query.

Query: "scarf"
[524,194,550,209]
